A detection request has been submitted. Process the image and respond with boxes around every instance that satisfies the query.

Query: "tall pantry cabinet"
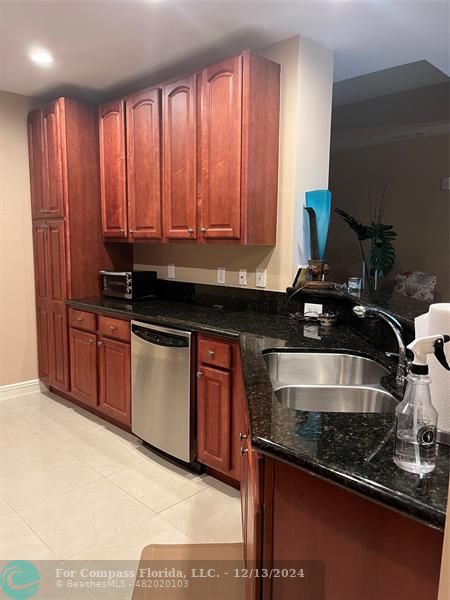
[28,98,114,392]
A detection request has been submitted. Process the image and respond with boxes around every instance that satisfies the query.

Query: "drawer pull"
[76,317,83,322]
[208,350,215,359]
[109,325,117,331]
[240,447,249,456]
[240,432,248,441]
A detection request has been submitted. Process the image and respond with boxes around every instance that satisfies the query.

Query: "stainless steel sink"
[263,352,389,389]
[275,385,397,413]
[263,351,396,414]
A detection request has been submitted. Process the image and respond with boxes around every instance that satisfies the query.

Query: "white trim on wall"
[0,379,41,400]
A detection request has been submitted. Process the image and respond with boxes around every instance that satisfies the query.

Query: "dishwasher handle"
[132,324,189,348]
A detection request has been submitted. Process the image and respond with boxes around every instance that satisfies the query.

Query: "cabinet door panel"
[200,56,242,239]
[126,88,162,240]
[28,110,46,219]
[69,328,98,407]
[99,100,128,239]
[197,366,231,472]
[163,76,197,240]
[32,224,50,384]
[47,221,69,391]
[42,100,65,218]
[98,337,131,425]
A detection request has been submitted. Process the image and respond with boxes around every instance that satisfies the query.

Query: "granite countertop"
[67,296,449,530]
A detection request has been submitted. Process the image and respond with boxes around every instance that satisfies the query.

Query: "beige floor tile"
[159,482,242,543]
[0,450,101,511]
[71,514,192,561]
[61,428,145,476]
[109,458,206,513]
[20,479,155,559]
[0,428,60,469]
[0,498,58,560]
[0,391,42,413]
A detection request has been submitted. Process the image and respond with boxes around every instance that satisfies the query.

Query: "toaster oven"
[100,271,157,300]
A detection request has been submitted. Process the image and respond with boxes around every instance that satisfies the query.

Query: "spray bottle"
[394,334,450,474]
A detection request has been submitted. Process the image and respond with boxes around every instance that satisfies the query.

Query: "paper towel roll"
[428,304,450,434]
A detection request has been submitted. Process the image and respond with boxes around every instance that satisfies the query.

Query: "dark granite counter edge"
[66,298,447,531]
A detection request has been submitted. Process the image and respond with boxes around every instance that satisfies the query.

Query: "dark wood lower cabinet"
[69,312,131,427]
[69,328,98,407]
[98,337,131,425]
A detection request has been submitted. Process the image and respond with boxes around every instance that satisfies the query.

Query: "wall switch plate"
[441,176,450,191]
[168,264,175,279]
[256,269,267,288]
[217,267,226,285]
[304,302,323,316]
[239,269,247,286]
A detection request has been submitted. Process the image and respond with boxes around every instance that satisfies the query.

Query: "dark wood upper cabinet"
[99,99,128,239]
[199,51,280,244]
[200,55,242,240]
[42,100,66,218]
[28,110,45,219]
[126,88,162,240]
[163,75,198,240]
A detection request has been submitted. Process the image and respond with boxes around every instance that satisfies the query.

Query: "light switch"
[441,176,450,192]
[217,267,226,285]
[168,264,175,279]
[256,269,267,288]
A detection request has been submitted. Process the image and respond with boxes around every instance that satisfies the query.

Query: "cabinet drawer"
[68,308,97,332]
[198,336,231,370]
[99,315,130,342]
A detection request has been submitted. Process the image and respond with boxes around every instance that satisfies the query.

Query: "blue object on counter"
[305,189,331,260]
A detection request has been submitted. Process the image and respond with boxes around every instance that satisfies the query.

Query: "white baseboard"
[0,379,41,401]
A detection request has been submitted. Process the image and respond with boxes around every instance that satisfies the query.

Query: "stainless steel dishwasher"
[131,321,194,463]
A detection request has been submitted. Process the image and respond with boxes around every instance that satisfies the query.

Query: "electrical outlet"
[168,264,175,279]
[256,269,267,288]
[239,269,247,286]
[217,267,226,285]
[304,302,323,316]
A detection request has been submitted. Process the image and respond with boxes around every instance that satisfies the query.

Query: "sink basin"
[263,351,396,413]
[275,385,397,413]
[263,352,389,389]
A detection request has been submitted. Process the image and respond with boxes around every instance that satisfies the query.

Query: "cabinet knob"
[187,228,194,234]
[109,325,117,331]
[208,350,215,359]
[240,447,249,456]
[196,371,203,378]
[129,229,134,234]
[97,340,103,347]
[200,227,207,233]
[77,317,83,322]
[88,338,95,345]
[239,432,248,441]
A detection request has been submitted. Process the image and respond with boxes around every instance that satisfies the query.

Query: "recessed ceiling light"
[29,49,54,67]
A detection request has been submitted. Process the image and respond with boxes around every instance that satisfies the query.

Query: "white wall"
[0,91,38,387]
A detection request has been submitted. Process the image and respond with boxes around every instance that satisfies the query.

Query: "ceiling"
[0,0,449,102]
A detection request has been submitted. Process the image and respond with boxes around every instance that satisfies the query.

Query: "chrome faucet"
[353,305,408,388]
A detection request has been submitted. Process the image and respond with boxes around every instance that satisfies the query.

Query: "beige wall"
[328,134,450,300]
[0,91,38,386]
[135,35,334,291]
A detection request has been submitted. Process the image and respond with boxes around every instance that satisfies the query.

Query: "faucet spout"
[352,305,407,388]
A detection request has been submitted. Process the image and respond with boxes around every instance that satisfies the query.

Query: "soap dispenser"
[394,334,450,474]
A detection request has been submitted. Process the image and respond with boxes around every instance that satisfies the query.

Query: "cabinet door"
[42,100,66,218]
[126,88,162,240]
[28,110,46,219]
[197,365,231,473]
[32,223,50,384]
[47,220,69,392]
[163,75,197,240]
[98,337,131,425]
[99,100,128,239]
[69,328,98,407]
[200,55,242,240]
